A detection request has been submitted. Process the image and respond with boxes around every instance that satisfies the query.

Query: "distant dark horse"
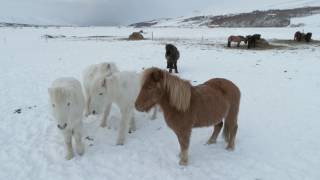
[165,44,180,73]
[245,34,261,49]
[227,35,247,47]
[294,31,312,42]
[305,32,312,42]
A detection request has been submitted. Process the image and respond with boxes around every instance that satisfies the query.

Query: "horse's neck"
[158,90,180,117]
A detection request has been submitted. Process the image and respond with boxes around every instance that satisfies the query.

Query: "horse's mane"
[142,67,191,112]
[163,71,191,112]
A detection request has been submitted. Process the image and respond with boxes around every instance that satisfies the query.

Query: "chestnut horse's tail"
[223,91,240,149]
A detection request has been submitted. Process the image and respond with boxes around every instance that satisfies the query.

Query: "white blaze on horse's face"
[48,88,71,130]
[88,77,108,115]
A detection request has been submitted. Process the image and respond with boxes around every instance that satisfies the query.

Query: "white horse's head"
[88,74,118,115]
[48,87,72,130]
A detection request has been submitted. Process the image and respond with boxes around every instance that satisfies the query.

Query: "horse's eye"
[67,102,71,106]
[99,92,103,95]
[52,104,55,107]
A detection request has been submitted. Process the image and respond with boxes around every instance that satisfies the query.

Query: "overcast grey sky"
[0,0,316,26]
[0,0,216,25]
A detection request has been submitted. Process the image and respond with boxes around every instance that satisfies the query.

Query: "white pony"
[48,77,85,160]
[83,62,119,127]
[88,71,141,145]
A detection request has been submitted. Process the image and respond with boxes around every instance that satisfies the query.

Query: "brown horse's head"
[135,68,164,112]
[136,67,192,112]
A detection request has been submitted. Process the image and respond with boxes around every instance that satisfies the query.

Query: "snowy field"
[1,26,320,180]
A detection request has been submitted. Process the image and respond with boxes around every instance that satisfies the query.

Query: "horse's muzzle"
[135,103,144,112]
[57,123,67,130]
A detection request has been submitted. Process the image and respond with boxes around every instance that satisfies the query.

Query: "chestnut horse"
[135,67,241,165]
[227,35,246,47]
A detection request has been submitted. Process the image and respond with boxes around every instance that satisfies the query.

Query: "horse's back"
[204,78,241,102]
[83,62,119,89]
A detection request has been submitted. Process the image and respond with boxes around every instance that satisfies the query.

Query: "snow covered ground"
[1,26,320,180]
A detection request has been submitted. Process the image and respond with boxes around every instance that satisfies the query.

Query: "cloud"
[0,0,215,25]
[1,0,315,25]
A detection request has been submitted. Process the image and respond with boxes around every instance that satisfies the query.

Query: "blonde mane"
[141,67,192,111]
[163,71,191,112]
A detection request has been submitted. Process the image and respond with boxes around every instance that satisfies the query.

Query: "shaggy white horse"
[88,71,141,145]
[83,62,119,127]
[48,77,85,160]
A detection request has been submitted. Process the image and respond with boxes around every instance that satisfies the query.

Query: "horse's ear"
[152,69,163,82]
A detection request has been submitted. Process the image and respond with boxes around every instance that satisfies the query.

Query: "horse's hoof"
[206,139,216,145]
[100,122,107,128]
[76,144,85,156]
[128,128,136,134]
[65,153,74,160]
[226,145,235,151]
[116,139,125,145]
[179,159,188,166]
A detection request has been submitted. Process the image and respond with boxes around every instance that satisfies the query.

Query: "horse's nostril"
[92,110,96,115]
[57,123,67,130]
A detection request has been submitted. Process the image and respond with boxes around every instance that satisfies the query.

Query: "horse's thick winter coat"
[48,77,85,160]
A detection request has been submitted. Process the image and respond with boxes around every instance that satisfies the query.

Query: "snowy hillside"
[1,23,320,180]
[291,14,320,27]
[130,6,320,28]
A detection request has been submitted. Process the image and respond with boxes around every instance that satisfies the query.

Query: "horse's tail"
[223,91,240,149]
[227,40,231,47]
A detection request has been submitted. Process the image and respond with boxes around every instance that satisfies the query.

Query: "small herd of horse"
[228,31,313,49]
[48,43,241,166]
[228,34,261,49]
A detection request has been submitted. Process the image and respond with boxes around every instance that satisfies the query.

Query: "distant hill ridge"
[130,6,320,28]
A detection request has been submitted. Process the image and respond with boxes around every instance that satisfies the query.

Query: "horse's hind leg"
[223,105,239,150]
[207,121,223,144]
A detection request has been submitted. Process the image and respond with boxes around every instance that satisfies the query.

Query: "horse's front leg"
[116,107,131,145]
[237,42,240,47]
[150,106,158,120]
[174,62,178,73]
[166,60,170,68]
[175,129,191,166]
[100,103,111,128]
[74,128,85,156]
[63,130,74,160]
[169,62,173,73]
[129,110,136,133]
